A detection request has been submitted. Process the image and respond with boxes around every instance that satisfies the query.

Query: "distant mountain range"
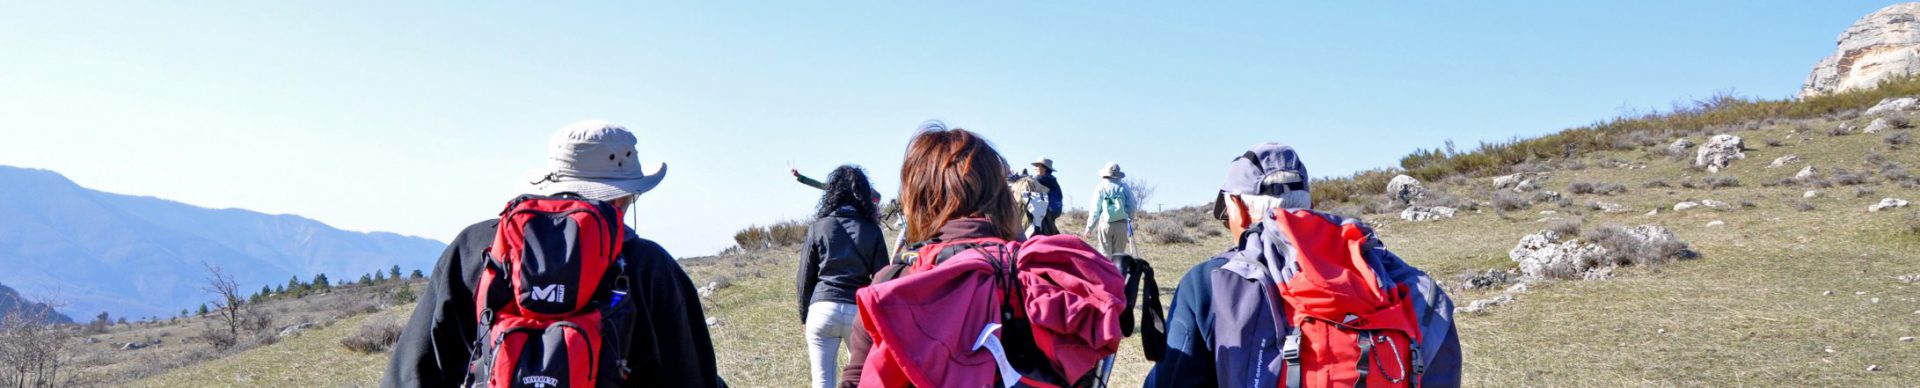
[0,281,71,324]
[0,165,446,319]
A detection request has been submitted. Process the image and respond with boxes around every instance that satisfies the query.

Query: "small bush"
[1903,212,1920,237]
[1765,138,1786,147]
[1828,125,1853,137]
[1493,191,1529,211]
[1887,130,1913,149]
[1794,200,1817,212]
[1141,220,1195,245]
[1546,218,1583,237]
[1830,168,1868,186]
[1739,199,1758,209]
[1643,178,1671,188]
[1703,176,1741,189]
[731,219,809,251]
[1679,177,1699,189]
[1582,225,1693,270]
[1854,187,1877,198]
[340,318,404,354]
[1567,181,1627,195]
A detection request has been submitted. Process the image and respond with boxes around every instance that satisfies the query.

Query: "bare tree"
[0,297,70,387]
[200,261,245,348]
[1123,177,1156,211]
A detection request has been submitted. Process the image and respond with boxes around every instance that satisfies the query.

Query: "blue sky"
[0,1,1897,256]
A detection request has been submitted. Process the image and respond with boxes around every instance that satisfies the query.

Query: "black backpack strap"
[1137,259,1167,362]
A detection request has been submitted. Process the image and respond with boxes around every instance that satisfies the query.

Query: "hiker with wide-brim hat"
[384,120,725,388]
[1029,157,1064,235]
[1083,162,1137,262]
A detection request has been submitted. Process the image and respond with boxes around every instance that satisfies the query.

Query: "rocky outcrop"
[1802,3,1920,98]
[1399,206,1457,222]
[1867,97,1920,114]
[1694,134,1746,173]
[1867,117,1893,134]
[1768,155,1800,168]
[1386,174,1426,206]
[1509,230,1608,279]
[1797,165,1821,180]
[1668,138,1695,155]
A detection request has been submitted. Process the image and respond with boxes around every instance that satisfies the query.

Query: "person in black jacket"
[1030,157,1064,235]
[795,164,889,388]
[382,120,725,388]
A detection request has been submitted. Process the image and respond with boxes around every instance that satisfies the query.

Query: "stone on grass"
[1386,174,1426,206]
[1868,198,1910,212]
[1866,97,1920,115]
[1593,201,1631,213]
[1694,134,1746,173]
[1702,199,1730,209]
[1399,206,1457,222]
[1796,165,1820,180]
[1668,138,1695,155]
[1768,155,1800,168]
[1674,201,1701,211]
[1805,190,1823,198]
[1866,117,1893,134]
[1706,220,1726,227]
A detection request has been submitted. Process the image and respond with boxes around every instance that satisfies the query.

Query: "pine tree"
[181,308,189,318]
[360,273,374,284]
[410,269,424,279]
[313,273,331,290]
[390,265,402,280]
[197,304,209,316]
[375,271,387,282]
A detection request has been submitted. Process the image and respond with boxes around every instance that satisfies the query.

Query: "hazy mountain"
[0,281,71,325]
[0,165,445,319]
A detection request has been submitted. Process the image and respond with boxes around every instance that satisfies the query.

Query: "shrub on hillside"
[1703,176,1741,189]
[1546,218,1583,237]
[731,220,808,251]
[1765,138,1786,147]
[340,318,403,354]
[1643,178,1671,188]
[1885,114,1912,129]
[1582,225,1694,270]
[1793,200,1817,212]
[1567,181,1627,195]
[1886,130,1913,149]
[1492,191,1529,211]
[1829,168,1868,186]
[1141,220,1195,245]
[1828,124,1854,137]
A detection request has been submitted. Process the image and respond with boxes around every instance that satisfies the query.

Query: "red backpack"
[465,195,633,388]
[1272,209,1423,388]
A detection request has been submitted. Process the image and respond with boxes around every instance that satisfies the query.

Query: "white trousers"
[804,301,858,388]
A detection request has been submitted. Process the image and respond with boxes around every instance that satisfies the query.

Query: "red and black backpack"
[1271,209,1423,388]
[466,194,636,388]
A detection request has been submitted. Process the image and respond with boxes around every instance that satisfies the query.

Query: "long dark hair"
[900,127,1019,242]
[815,164,879,221]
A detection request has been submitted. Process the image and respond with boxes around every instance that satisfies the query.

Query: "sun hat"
[519,120,667,202]
[1032,157,1054,171]
[1099,162,1125,179]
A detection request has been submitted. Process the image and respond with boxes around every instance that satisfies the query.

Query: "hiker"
[1029,157,1064,235]
[1083,162,1138,260]
[1008,170,1052,238]
[838,122,1126,388]
[795,165,890,388]
[1143,143,1461,388]
[383,120,725,388]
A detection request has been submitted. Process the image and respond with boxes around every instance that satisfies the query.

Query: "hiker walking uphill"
[1030,157,1064,235]
[1144,143,1461,388]
[1083,162,1138,259]
[838,122,1126,388]
[794,165,889,388]
[382,120,725,388]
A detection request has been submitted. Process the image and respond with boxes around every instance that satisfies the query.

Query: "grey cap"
[520,120,667,201]
[1221,142,1308,196]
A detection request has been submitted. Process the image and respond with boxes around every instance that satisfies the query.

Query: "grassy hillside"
[115,83,1920,387]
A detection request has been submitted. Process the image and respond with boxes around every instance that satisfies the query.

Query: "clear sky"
[0,1,1898,256]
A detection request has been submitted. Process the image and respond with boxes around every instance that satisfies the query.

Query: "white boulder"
[1869,197,1911,212]
[1693,134,1746,173]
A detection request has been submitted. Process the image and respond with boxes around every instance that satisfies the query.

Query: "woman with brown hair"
[840,121,1125,388]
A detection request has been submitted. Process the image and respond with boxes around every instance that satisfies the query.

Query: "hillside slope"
[0,165,445,319]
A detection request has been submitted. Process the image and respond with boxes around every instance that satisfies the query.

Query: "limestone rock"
[1866,117,1892,134]
[1869,197,1911,212]
[1706,220,1726,227]
[1674,201,1701,211]
[1802,3,1920,97]
[1399,206,1457,222]
[1592,201,1631,213]
[1797,165,1820,180]
[1668,138,1696,155]
[1693,134,1746,173]
[1386,174,1426,206]
[1805,190,1824,198]
[1702,199,1730,209]
[1768,155,1800,168]
[1867,97,1920,115]
[1509,230,1609,279]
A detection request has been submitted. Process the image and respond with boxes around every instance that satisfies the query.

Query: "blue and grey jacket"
[1144,212,1462,388]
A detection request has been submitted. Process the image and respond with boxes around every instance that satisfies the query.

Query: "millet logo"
[520,375,559,387]
[530,284,566,303]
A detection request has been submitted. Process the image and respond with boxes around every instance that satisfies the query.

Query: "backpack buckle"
[1412,346,1427,376]
[1281,333,1301,361]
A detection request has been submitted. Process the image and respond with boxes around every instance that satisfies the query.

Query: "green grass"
[130,307,406,387]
